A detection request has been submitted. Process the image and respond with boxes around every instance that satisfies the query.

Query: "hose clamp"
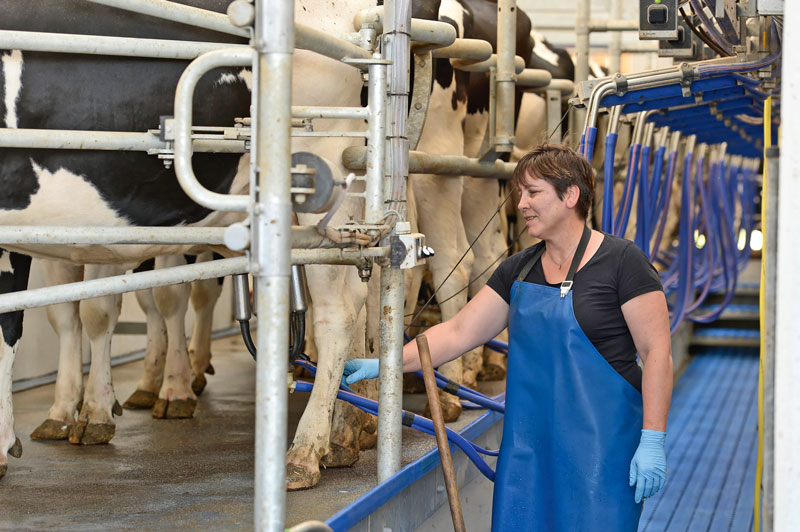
[613,73,628,97]
[679,62,695,97]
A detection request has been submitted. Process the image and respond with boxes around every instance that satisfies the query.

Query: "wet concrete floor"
[0,334,501,531]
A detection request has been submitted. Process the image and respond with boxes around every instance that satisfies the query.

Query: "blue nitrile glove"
[629,429,667,504]
[341,359,379,387]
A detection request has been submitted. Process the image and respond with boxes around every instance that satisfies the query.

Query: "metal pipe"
[173,47,253,213]
[291,106,369,120]
[429,38,493,61]
[763,145,779,532]
[253,1,292,530]
[342,146,516,178]
[365,57,388,224]
[295,22,372,62]
[353,6,457,48]
[0,128,246,153]
[494,0,518,153]
[607,105,622,135]
[86,0,249,38]
[0,257,248,314]
[571,0,592,147]
[529,78,574,96]
[417,333,466,532]
[608,0,623,73]
[291,246,390,265]
[450,54,525,74]
[0,225,356,249]
[378,264,405,481]
[286,521,333,532]
[516,68,553,88]
[0,30,248,59]
[377,0,410,484]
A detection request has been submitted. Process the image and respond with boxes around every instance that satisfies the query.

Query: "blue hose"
[293,380,498,481]
[617,143,641,238]
[583,126,597,164]
[602,133,618,233]
[635,145,651,252]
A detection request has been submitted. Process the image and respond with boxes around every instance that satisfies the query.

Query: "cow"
[27,254,223,443]
[0,0,388,490]
[0,0,252,479]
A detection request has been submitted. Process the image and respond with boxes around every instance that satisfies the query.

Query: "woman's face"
[517,173,574,239]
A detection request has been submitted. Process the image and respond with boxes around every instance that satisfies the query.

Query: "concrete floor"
[1,334,500,531]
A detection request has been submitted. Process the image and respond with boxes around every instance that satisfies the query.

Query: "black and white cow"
[0,0,251,479]
[1,0,399,491]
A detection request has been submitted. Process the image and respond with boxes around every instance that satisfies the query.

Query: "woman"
[344,144,673,531]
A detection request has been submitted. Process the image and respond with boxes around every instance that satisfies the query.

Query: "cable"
[680,7,729,57]
[405,187,516,332]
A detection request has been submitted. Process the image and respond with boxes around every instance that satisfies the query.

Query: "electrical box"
[639,0,679,40]
[658,19,695,58]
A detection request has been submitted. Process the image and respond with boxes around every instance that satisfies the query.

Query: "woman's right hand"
[341,358,379,386]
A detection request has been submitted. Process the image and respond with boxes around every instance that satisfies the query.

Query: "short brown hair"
[512,144,594,219]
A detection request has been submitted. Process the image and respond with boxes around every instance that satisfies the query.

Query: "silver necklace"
[546,240,581,270]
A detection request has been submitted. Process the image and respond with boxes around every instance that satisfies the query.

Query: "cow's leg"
[286,263,368,490]
[122,287,167,409]
[151,255,196,420]
[30,261,84,440]
[412,173,473,422]
[69,264,125,445]
[460,175,506,387]
[322,295,371,468]
[187,253,223,396]
[0,251,31,480]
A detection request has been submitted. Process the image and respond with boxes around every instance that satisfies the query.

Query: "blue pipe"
[635,144,651,252]
[602,133,618,234]
[617,143,641,238]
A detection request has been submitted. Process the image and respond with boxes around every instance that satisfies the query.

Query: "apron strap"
[515,226,593,298]
[561,225,592,298]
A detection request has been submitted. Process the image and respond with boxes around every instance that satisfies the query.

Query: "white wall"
[12,258,235,385]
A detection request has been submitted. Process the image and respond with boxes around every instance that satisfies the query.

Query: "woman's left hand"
[629,429,667,503]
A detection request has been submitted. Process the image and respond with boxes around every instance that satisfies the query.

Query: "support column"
[571,0,590,148]
[253,0,293,530]
[495,0,517,153]
[377,0,409,482]
[775,2,800,526]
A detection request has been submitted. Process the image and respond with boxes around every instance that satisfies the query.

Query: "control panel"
[639,0,679,40]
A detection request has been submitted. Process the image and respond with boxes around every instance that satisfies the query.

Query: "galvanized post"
[763,148,779,532]
[571,0,590,148]
[494,0,517,153]
[775,3,800,526]
[545,89,562,141]
[253,0,293,530]
[365,58,388,224]
[608,0,623,74]
[377,0,409,482]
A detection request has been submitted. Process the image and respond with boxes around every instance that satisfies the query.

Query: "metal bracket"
[613,73,628,97]
[679,62,695,97]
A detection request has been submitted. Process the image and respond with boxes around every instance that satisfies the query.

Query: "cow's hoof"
[8,438,22,458]
[424,401,462,423]
[286,462,320,491]
[31,419,71,441]
[112,400,123,417]
[402,373,426,394]
[69,420,115,445]
[152,398,197,419]
[321,442,359,468]
[192,373,207,396]
[462,371,478,392]
[359,429,377,450]
[478,363,506,381]
[123,390,158,410]
[205,363,215,375]
[0,463,6,480]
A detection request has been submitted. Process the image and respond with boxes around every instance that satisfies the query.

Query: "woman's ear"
[564,184,580,209]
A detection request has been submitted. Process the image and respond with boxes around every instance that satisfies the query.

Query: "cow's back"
[0,0,251,228]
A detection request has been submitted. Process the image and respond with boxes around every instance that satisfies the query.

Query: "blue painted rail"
[639,347,759,532]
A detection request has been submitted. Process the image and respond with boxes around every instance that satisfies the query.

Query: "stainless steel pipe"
[343,146,516,178]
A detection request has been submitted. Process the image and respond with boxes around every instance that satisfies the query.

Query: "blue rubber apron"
[491,226,643,531]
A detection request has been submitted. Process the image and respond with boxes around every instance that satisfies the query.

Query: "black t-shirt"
[486,233,663,392]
